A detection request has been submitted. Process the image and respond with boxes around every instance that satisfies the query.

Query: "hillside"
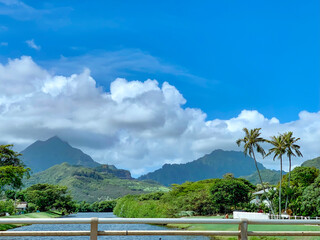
[20,136,100,173]
[24,163,169,202]
[301,156,320,169]
[241,169,286,185]
[138,149,266,186]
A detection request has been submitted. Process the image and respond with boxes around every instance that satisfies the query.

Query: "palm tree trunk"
[285,156,291,212]
[252,151,275,215]
[279,156,283,217]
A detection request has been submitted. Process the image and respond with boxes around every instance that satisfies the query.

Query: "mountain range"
[19,136,320,200]
[138,149,266,186]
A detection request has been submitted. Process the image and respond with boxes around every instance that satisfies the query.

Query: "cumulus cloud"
[0,56,319,176]
[26,39,40,50]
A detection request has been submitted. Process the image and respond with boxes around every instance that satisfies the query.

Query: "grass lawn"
[0,211,62,231]
[168,216,320,240]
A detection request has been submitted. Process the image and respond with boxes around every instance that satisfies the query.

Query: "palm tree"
[266,135,286,217]
[236,128,275,215]
[283,132,303,212]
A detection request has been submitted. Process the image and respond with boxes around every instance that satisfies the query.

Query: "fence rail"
[1,218,320,240]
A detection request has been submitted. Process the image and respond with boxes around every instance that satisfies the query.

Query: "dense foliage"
[114,177,258,218]
[5,186,117,214]
[21,184,76,214]
[75,200,117,212]
[210,178,254,213]
[0,200,15,215]
[268,167,320,216]
[114,194,169,218]
[0,145,30,190]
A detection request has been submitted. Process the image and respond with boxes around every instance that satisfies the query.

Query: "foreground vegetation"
[114,176,259,218]
[4,185,118,214]
[114,165,320,218]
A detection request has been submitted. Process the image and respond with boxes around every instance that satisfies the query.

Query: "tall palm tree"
[283,132,303,212]
[266,135,286,217]
[236,128,275,215]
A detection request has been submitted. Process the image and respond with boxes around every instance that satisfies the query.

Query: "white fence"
[0,218,320,240]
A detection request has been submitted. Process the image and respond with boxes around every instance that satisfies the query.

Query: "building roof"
[16,202,28,209]
[253,188,276,195]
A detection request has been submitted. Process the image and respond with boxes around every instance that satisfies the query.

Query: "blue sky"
[0,0,319,174]
[1,0,319,122]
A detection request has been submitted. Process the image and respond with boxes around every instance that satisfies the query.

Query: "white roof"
[16,203,28,209]
[253,188,276,195]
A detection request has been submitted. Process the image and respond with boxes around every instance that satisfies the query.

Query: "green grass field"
[168,216,320,240]
[0,211,62,231]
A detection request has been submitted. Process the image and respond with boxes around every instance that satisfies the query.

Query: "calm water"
[5,212,210,240]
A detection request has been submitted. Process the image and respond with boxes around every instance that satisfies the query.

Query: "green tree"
[23,184,76,214]
[266,135,286,216]
[76,201,92,212]
[162,180,217,216]
[282,132,303,212]
[300,175,320,216]
[236,128,274,214]
[91,200,117,212]
[280,166,319,215]
[210,178,252,213]
[0,145,30,191]
[0,199,15,215]
[0,144,24,166]
[283,166,319,188]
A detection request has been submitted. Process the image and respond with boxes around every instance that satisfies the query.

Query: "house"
[250,188,276,207]
[16,202,28,211]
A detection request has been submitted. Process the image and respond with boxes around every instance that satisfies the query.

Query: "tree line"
[114,176,260,218]
[114,166,320,218]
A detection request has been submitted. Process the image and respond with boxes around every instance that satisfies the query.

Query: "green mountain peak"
[138,149,266,186]
[21,136,100,173]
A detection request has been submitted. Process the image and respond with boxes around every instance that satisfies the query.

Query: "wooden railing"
[1,218,320,240]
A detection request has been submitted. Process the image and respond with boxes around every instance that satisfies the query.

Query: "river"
[4,212,210,240]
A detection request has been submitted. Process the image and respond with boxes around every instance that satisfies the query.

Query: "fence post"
[90,217,98,240]
[238,218,248,240]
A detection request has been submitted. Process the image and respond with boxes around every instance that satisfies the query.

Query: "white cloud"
[26,39,40,50]
[0,56,319,176]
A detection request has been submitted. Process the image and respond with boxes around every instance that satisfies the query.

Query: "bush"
[27,203,38,213]
[114,195,169,218]
[0,199,15,215]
